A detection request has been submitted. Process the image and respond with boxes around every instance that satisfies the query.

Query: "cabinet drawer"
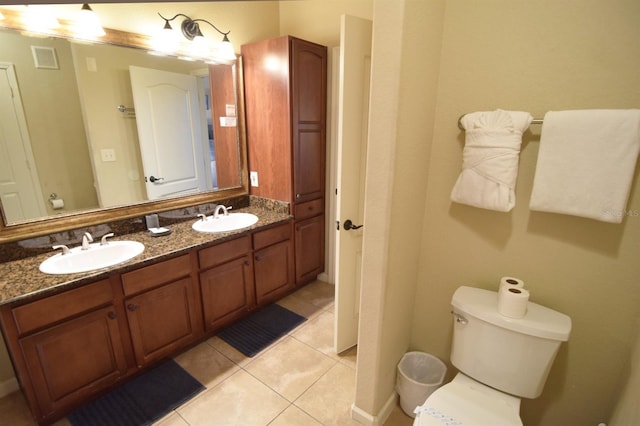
[12,279,113,336]
[294,199,323,220]
[252,222,292,250]
[122,255,191,296]
[199,235,250,270]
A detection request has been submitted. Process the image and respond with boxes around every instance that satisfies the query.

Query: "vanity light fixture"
[23,5,60,34]
[157,13,236,62]
[72,3,105,38]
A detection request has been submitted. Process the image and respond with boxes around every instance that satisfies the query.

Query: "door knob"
[149,176,164,183]
[343,219,363,231]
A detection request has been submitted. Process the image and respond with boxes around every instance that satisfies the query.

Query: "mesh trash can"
[396,352,447,417]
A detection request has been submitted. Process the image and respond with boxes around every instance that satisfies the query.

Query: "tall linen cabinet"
[242,36,327,286]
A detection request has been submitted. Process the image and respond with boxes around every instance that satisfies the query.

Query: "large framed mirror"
[0,7,249,243]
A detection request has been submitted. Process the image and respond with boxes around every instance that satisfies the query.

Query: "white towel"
[529,109,640,224]
[451,110,533,212]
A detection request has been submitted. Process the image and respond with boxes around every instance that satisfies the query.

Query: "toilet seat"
[413,373,522,426]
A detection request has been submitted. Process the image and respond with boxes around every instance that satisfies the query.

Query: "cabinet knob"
[108,311,117,320]
[255,255,261,261]
[127,304,138,312]
[244,260,250,266]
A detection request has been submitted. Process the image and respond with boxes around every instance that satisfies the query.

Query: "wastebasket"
[396,352,447,417]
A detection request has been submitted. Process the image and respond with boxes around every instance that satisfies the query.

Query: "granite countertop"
[0,205,291,306]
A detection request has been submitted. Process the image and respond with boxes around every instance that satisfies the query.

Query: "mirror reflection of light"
[72,4,105,39]
[23,5,60,34]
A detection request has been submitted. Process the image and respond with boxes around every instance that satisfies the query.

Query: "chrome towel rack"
[457,115,543,130]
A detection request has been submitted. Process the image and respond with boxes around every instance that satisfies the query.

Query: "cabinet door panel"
[255,240,294,304]
[295,215,325,285]
[200,256,254,331]
[126,278,197,366]
[20,307,126,415]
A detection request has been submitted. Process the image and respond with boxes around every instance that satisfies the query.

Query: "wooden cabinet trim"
[121,254,191,296]
[198,235,251,271]
[12,279,113,336]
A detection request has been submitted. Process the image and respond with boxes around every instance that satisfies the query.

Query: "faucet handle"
[52,245,70,255]
[225,206,233,214]
[100,233,115,245]
[197,213,207,222]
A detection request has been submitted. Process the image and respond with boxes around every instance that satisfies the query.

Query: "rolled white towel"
[451,109,533,212]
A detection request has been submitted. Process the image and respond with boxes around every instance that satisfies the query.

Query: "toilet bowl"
[412,286,571,425]
[413,373,521,426]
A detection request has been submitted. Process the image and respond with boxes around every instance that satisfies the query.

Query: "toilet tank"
[450,286,571,399]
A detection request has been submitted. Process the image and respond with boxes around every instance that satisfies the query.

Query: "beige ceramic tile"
[291,310,338,359]
[294,362,360,425]
[177,369,289,425]
[0,391,37,426]
[276,293,325,320]
[269,404,323,426]
[383,403,415,426]
[152,411,189,426]
[245,336,336,401]
[174,341,239,388]
[206,335,253,367]
[291,280,335,311]
[338,345,358,370]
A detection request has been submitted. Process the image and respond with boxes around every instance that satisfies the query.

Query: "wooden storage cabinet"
[253,222,294,304]
[20,307,128,417]
[0,219,297,424]
[122,254,202,366]
[294,214,325,284]
[243,36,327,286]
[199,235,255,331]
[0,279,128,422]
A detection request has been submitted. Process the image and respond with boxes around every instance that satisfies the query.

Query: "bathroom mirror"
[0,8,248,243]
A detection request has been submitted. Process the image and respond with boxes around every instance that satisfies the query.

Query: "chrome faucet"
[81,232,93,250]
[213,205,232,219]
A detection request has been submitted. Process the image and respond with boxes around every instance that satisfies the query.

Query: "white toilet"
[413,286,571,426]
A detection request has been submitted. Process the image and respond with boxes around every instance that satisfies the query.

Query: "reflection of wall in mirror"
[0,30,98,220]
[71,42,208,208]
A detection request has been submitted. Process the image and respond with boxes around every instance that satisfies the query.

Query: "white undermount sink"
[39,240,145,275]
[192,212,259,233]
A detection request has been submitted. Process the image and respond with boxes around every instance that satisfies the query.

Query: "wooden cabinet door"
[295,215,325,285]
[20,306,127,416]
[200,255,254,332]
[254,239,294,304]
[291,37,327,204]
[125,277,199,366]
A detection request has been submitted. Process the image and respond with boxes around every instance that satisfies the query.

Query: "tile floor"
[0,280,414,426]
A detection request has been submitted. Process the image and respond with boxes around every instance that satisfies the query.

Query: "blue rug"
[217,303,307,357]
[68,360,204,426]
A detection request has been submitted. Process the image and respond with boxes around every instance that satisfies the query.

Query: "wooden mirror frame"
[0,9,249,244]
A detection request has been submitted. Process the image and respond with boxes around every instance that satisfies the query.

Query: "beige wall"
[0,30,98,217]
[410,1,640,425]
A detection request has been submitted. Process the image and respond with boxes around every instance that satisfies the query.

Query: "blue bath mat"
[217,303,307,357]
[68,359,204,426]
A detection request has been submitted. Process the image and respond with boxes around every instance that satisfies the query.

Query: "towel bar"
[457,115,543,130]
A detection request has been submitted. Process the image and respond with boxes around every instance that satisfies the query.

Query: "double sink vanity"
[0,8,328,421]
[0,199,303,424]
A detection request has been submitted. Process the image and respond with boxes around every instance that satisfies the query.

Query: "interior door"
[129,66,208,200]
[0,63,46,222]
[334,15,372,353]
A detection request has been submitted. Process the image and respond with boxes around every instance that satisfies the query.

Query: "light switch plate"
[100,149,116,162]
[250,171,259,187]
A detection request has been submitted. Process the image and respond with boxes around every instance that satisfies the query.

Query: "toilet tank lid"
[452,286,572,341]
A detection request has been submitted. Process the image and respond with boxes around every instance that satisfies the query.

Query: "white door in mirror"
[39,241,145,275]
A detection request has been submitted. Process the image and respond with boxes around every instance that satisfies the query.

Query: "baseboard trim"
[351,391,398,426]
[0,376,19,398]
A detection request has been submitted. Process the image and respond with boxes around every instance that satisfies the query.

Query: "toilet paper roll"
[499,276,525,292]
[497,286,530,318]
[49,198,64,210]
